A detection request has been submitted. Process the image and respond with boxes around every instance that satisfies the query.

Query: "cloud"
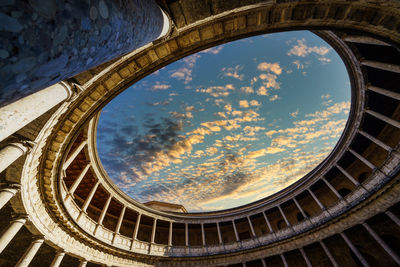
[241,87,254,94]
[257,62,282,75]
[170,54,200,84]
[269,94,279,102]
[288,39,331,57]
[293,60,304,70]
[239,100,249,108]
[259,73,280,90]
[149,82,171,91]
[257,86,268,96]
[321,94,331,99]
[318,57,331,63]
[201,45,224,55]
[196,84,235,97]
[221,65,244,80]
[290,110,299,118]
[250,100,261,107]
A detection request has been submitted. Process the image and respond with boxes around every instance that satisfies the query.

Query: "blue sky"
[97,31,350,212]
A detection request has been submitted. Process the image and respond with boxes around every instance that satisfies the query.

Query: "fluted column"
[16,236,44,267]
[0,82,73,142]
[112,206,126,243]
[0,214,27,253]
[0,142,30,173]
[0,183,20,211]
[50,250,65,267]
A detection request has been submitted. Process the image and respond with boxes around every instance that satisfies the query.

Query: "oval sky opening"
[97,30,351,212]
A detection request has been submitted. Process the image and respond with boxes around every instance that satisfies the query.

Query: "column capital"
[0,182,21,190]
[31,235,45,241]
[60,81,83,101]
[11,213,29,222]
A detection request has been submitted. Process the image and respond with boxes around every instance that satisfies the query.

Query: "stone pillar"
[133,214,141,240]
[201,223,206,246]
[0,0,170,107]
[293,198,308,219]
[0,142,29,173]
[216,223,223,244]
[362,223,400,265]
[185,223,189,247]
[0,82,73,142]
[361,60,400,73]
[280,254,289,267]
[261,258,267,267]
[50,250,65,267]
[263,212,274,233]
[63,140,87,170]
[67,164,91,197]
[366,109,400,129]
[336,165,360,186]
[340,232,370,267]
[278,206,290,227]
[386,211,400,228]
[79,260,88,267]
[247,216,256,237]
[321,177,342,199]
[308,189,325,210]
[0,183,20,211]
[0,214,27,253]
[15,236,45,267]
[349,149,376,170]
[232,220,240,242]
[115,206,126,234]
[319,240,338,267]
[151,219,157,244]
[367,85,400,101]
[168,221,173,246]
[300,247,312,267]
[81,181,100,213]
[358,130,392,152]
[98,195,112,225]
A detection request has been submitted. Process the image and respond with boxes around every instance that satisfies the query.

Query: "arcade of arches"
[1,0,400,266]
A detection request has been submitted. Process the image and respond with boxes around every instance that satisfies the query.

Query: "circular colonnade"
[1,0,400,266]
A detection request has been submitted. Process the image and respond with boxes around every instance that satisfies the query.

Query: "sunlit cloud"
[257,86,268,96]
[269,94,279,102]
[241,86,254,94]
[239,100,249,108]
[149,82,171,91]
[290,110,299,118]
[257,62,282,75]
[288,38,330,57]
[196,84,235,97]
[221,65,244,80]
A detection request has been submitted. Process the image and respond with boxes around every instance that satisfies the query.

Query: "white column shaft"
[263,212,274,233]
[0,217,27,253]
[293,198,307,219]
[361,60,400,73]
[216,223,223,244]
[63,140,87,170]
[82,181,100,212]
[168,221,173,246]
[115,206,126,234]
[319,240,338,267]
[201,223,206,246]
[336,165,359,186]
[358,130,392,151]
[0,83,72,142]
[0,143,28,173]
[79,260,88,267]
[363,223,400,265]
[340,232,370,267]
[368,85,400,101]
[366,109,400,129]
[98,195,112,225]
[151,219,157,244]
[300,247,312,267]
[281,254,289,267]
[247,216,256,237]
[322,177,342,199]
[232,220,240,242]
[0,186,20,211]
[50,251,65,267]
[16,238,44,267]
[133,214,141,239]
[278,206,290,227]
[308,189,325,210]
[185,223,189,246]
[69,164,90,196]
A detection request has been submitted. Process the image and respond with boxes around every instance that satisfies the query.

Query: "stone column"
[0,183,20,211]
[185,223,189,247]
[0,0,170,107]
[94,195,112,235]
[216,223,223,244]
[321,177,342,199]
[300,247,312,267]
[15,236,45,267]
[263,212,274,233]
[336,165,359,186]
[308,189,325,210]
[63,140,87,170]
[365,109,400,129]
[247,217,256,237]
[151,219,157,244]
[340,232,370,267]
[280,254,289,267]
[261,258,267,267]
[112,206,126,243]
[0,142,29,173]
[0,82,73,142]
[67,164,91,197]
[133,214,142,240]
[50,250,65,267]
[232,220,240,242]
[319,240,338,267]
[367,85,400,101]
[386,211,400,228]
[293,198,308,219]
[79,260,88,267]
[358,130,392,152]
[362,223,400,265]
[0,214,27,253]
[201,223,206,246]
[168,221,173,246]
[81,181,100,213]
[278,206,291,227]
